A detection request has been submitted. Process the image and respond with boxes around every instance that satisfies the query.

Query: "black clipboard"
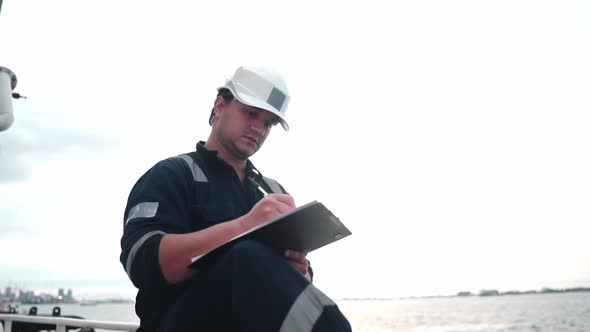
[188,201,351,270]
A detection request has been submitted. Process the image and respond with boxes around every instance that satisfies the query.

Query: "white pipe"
[0,66,17,132]
[0,314,139,331]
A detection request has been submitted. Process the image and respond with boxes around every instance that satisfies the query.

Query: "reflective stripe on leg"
[279,284,335,332]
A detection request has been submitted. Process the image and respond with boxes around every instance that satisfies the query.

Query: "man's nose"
[250,119,266,135]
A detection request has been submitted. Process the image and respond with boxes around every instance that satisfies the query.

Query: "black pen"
[256,184,269,197]
[248,175,268,197]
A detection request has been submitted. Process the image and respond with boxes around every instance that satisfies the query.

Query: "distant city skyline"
[3,277,590,301]
[3,283,590,303]
[0,280,137,300]
[1,285,74,305]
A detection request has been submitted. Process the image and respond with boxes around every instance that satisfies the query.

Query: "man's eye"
[266,119,280,128]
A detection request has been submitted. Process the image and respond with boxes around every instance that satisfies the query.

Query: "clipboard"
[188,200,351,270]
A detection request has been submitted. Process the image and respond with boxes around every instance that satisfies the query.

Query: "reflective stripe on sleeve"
[176,155,208,182]
[125,202,159,226]
[125,230,167,277]
[278,284,335,332]
[262,176,284,194]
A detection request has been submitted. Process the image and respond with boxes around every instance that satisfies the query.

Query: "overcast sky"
[1,0,589,300]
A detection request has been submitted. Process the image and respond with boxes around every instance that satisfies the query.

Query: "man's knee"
[221,240,295,282]
[227,240,277,263]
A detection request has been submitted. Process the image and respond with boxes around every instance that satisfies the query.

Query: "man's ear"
[213,95,226,119]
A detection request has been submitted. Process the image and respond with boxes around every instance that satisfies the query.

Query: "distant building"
[66,289,73,302]
[4,287,13,299]
[19,290,35,303]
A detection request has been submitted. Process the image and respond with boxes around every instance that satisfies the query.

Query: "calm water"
[15,292,590,331]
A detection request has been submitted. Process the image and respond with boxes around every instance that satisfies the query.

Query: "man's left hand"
[284,250,311,282]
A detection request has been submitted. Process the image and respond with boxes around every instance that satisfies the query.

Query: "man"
[120,66,352,331]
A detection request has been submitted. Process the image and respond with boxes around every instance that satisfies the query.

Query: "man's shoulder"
[143,151,201,179]
[156,151,208,183]
[159,151,199,167]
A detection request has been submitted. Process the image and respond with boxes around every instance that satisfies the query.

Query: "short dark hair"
[209,88,234,125]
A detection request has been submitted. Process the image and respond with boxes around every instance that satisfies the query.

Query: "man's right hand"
[160,194,295,284]
[240,194,296,231]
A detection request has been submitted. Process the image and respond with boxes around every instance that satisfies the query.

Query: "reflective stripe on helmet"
[267,87,287,114]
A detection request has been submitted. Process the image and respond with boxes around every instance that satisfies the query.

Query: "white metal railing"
[0,313,139,332]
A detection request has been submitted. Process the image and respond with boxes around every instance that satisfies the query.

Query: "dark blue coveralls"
[120,142,352,331]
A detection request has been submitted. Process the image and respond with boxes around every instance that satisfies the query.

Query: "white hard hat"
[219,66,291,131]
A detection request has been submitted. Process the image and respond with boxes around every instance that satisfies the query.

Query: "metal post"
[2,319,11,332]
[0,66,17,131]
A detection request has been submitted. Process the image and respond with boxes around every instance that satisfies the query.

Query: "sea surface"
[13,292,590,331]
